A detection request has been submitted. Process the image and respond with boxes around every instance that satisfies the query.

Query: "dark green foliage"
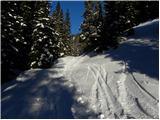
[52,2,66,57]
[72,34,85,56]
[64,10,71,36]
[29,1,58,68]
[80,1,94,50]
[51,2,73,56]
[1,1,28,83]
[133,1,159,25]
[1,1,58,83]
[63,9,73,56]
[80,1,103,52]
[101,2,126,50]
[19,2,37,69]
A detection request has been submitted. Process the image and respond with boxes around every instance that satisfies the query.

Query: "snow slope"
[1,19,159,119]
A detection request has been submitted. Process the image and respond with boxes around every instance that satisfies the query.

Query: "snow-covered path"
[1,19,159,118]
[62,50,158,119]
[61,19,159,119]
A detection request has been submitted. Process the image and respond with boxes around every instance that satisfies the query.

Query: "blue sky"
[50,1,84,35]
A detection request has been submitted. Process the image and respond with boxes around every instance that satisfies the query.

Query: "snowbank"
[132,19,159,40]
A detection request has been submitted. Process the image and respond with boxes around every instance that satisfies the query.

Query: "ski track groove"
[116,61,153,118]
[89,66,112,117]
[89,64,123,118]
[128,72,159,118]
[134,98,155,118]
[116,61,133,118]
[130,72,158,103]
[85,66,90,82]
[120,61,158,118]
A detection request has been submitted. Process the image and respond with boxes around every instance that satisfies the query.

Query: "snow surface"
[1,19,159,119]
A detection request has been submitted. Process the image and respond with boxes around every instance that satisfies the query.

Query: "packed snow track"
[1,19,159,118]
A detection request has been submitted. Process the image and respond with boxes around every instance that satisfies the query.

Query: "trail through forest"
[1,19,159,119]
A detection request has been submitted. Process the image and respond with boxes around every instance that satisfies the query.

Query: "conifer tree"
[20,2,37,69]
[1,1,27,82]
[103,2,121,49]
[29,1,58,68]
[64,10,71,37]
[133,1,159,25]
[93,1,103,52]
[52,2,66,57]
[101,1,137,50]
[80,1,97,51]
[2,1,61,82]
[51,2,73,56]
[64,9,73,55]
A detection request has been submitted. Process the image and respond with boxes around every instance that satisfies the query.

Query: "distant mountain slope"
[1,19,159,119]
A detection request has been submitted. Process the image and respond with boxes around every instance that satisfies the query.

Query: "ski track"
[116,61,129,117]
[89,65,112,118]
[128,72,159,118]
[58,53,159,119]
[67,58,158,119]
[116,61,148,118]
[116,61,158,118]
[2,55,158,119]
[88,64,124,118]
[130,72,158,103]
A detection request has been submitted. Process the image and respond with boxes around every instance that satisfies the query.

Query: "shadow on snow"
[1,69,98,119]
[105,39,159,80]
[84,37,158,80]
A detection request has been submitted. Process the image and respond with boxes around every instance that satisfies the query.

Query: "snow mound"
[132,19,159,40]
[1,19,159,119]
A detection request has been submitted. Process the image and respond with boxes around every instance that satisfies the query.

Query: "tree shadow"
[1,69,98,118]
[105,39,159,80]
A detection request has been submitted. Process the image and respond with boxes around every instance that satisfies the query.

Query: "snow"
[30,61,36,67]
[9,28,14,31]
[1,19,159,119]
[91,32,98,36]
[15,38,19,42]
[43,36,47,39]
[55,32,59,36]
[2,84,18,93]
[132,19,159,40]
[38,39,42,42]
[20,23,27,26]
[8,12,12,17]
[80,34,86,40]
[42,18,50,21]
[38,61,42,66]
[33,28,37,33]
[49,41,52,44]
[10,44,19,52]
[60,53,64,56]
[7,24,11,27]
[14,16,18,19]
[16,21,19,23]
[36,23,44,28]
